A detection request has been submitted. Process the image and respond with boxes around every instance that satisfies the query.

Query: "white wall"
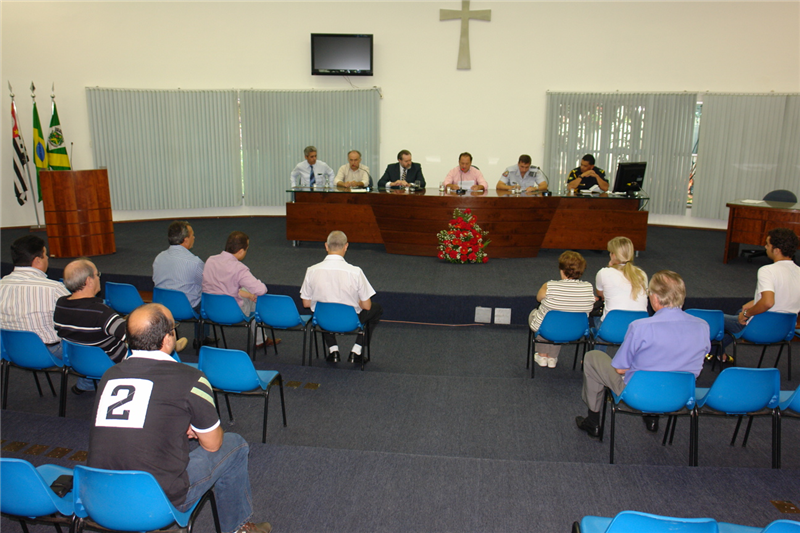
[2,1,798,227]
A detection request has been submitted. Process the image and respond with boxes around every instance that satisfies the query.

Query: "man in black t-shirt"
[88,304,271,533]
[567,154,608,192]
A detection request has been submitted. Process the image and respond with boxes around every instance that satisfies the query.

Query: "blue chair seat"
[1,458,74,531]
[153,287,202,354]
[1,329,67,417]
[686,309,725,371]
[311,302,371,370]
[731,311,796,380]
[201,293,255,359]
[590,310,649,348]
[253,294,311,362]
[527,310,589,378]
[577,510,717,533]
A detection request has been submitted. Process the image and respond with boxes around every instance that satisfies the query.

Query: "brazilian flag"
[32,102,48,201]
[46,101,71,171]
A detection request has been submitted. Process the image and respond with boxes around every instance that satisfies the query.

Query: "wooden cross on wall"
[440,0,491,70]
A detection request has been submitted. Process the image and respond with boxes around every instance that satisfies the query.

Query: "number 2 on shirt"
[94,378,153,429]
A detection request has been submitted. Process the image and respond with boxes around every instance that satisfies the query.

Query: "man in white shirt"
[290,146,334,188]
[721,227,800,359]
[334,150,371,189]
[0,235,69,357]
[300,231,382,364]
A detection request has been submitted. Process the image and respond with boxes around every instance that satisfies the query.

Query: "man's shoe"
[255,337,282,349]
[175,337,188,352]
[575,416,601,438]
[326,350,340,363]
[348,351,363,364]
[235,522,272,533]
[644,416,659,433]
[202,336,218,346]
[71,384,87,395]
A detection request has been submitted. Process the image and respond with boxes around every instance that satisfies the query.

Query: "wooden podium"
[40,169,116,258]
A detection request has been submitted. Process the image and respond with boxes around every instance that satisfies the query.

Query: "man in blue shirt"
[576,270,710,438]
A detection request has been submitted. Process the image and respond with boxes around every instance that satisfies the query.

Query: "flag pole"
[9,83,44,229]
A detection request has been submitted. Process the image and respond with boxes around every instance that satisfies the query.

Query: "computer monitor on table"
[612,162,647,194]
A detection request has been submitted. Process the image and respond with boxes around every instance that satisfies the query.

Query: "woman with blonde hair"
[529,251,595,368]
[595,236,648,326]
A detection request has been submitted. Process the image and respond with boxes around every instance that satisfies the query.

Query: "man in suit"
[378,149,426,189]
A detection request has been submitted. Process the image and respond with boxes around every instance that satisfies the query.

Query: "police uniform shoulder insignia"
[502,171,509,177]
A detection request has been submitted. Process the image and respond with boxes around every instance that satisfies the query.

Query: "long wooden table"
[724,200,800,263]
[287,189,648,258]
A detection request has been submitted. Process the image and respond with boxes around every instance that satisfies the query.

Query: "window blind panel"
[692,94,800,220]
[241,89,381,206]
[544,92,696,215]
[86,88,241,210]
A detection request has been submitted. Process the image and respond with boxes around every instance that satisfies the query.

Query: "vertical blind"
[240,89,381,206]
[86,87,381,210]
[692,94,800,220]
[86,88,242,210]
[543,92,697,215]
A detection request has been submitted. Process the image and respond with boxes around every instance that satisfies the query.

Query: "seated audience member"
[567,154,608,192]
[594,236,649,349]
[54,259,138,394]
[720,227,800,362]
[0,235,69,356]
[88,303,272,533]
[153,220,210,347]
[335,150,371,188]
[300,230,383,364]
[290,145,334,188]
[378,149,426,189]
[528,251,595,368]
[444,152,488,192]
[497,154,547,192]
[202,231,278,348]
[576,271,710,438]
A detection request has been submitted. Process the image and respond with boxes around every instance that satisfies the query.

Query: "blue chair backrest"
[779,385,800,413]
[596,310,649,344]
[686,309,725,342]
[201,293,248,324]
[198,346,260,392]
[617,371,696,412]
[0,329,63,370]
[0,458,74,518]
[740,312,797,344]
[255,294,304,328]
[73,465,192,530]
[537,311,589,343]
[313,302,361,333]
[701,367,781,414]
[104,282,144,315]
[762,520,800,532]
[153,287,199,321]
[62,341,114,380]
[605,511,717,532]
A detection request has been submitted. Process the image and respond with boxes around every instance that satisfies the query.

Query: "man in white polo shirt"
[300,230,382,364]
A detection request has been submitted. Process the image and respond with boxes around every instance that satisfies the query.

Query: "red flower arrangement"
[436,208,490,264]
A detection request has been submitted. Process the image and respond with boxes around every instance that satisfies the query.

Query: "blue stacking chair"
[254,294,311,361]
[718,519,800,533]
[62,341,114,384]
[0,329,67,417]
[73,465,220,533]
[311,302,371,370]
[153,287,202,353]
[695,367,781,468]
[599,371,697,465]
[686,309,725,370]
[527,311,589,378]
[201,293,255,359]
[575,510,718,533]
[590,310,649,351]
[731,311,796,380]
[103,281,145,315]
[747,384,800,470]
[198,346,286,443]
[0,458,74,533]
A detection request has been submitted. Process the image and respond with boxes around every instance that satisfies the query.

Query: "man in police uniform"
[497,154,547,192]
[567,154,608,192]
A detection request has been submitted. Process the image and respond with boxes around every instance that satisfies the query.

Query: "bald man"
[88,304,272,533]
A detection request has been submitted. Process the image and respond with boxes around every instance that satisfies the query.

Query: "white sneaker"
[547,357,557,368]
[534,353,548,367]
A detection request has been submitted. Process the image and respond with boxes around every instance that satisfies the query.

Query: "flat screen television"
[612,162,647,194]
[311,34,373,76]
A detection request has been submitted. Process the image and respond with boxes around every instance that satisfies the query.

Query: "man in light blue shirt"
[153,221,207,345]
[575,270,710,438]
[290,145,335,188]
[497,154,547,192]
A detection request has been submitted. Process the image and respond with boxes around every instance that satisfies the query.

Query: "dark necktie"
[309,165,315,187]
[402,168,407,181]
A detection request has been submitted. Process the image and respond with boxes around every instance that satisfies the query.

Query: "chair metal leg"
[757,345,767,368]
[773,344,784,370]
[32,372,44,397]
[572,343,580,371]
[212,391,221,418]
[731,415,743,445]
[224,393,233,422]
[662,416,673,446]
[775,409,782,469]
[301,325,309,367]
[278,376,287,427]
[58,368,67,418]
[45,372,57,396]
[270,328,278,355]
[742,415,754,447]
[219,327,228,349]
[690,409,699,467]
[669,414,678,445]
[530,337,537,379]
[526,329,532,369]
[2,361,10,409]
[262,391,269,444]
[599,389,609,442]
[609,406,617,464]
